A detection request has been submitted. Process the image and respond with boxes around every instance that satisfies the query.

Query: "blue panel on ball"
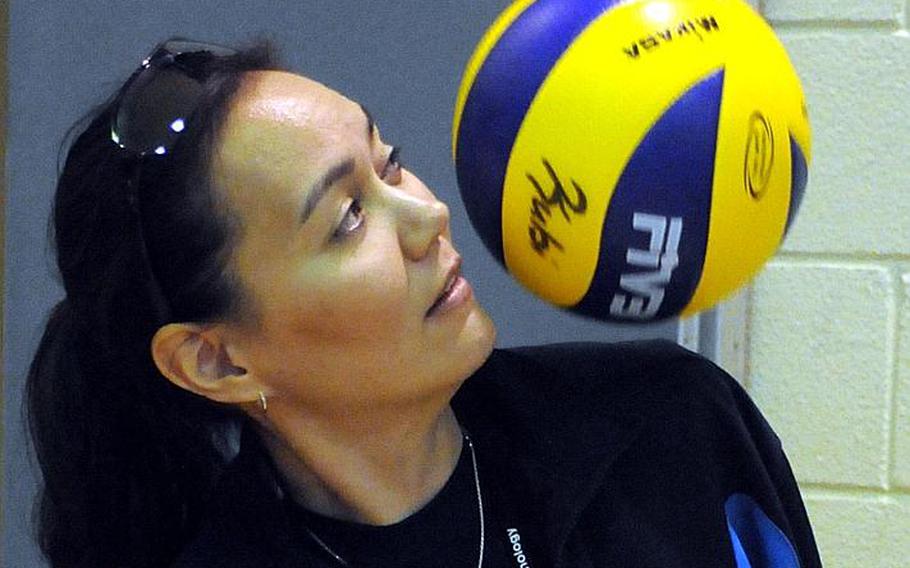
[783,135,808,237]
[573,70,724,321]
[455,0,624,265]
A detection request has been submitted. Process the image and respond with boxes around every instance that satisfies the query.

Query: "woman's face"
[213,71,495,416]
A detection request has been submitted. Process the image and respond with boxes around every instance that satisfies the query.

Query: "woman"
[27,38,821,568]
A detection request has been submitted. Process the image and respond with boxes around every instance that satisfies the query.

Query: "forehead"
[214,71,366,187]
[212,71,368,222]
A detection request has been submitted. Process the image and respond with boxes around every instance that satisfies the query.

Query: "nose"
[388,186,450,260]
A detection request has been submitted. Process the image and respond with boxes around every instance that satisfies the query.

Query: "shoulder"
[455,339,777,456]
[461,339,748,419]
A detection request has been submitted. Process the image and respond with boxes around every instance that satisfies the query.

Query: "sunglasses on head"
[109,39,238,323]
[110,39,237,157]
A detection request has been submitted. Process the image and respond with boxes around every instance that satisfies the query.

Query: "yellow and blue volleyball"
[452,0,811,322]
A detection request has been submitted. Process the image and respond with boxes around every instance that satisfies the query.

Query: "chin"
[458,307,497,374]
[425,304,496,389]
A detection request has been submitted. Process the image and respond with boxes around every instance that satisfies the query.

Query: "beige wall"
[732,0,910,565]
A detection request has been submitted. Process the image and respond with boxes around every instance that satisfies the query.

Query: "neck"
[255,400,464,525]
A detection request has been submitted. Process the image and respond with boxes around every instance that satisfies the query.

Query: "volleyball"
[452,0,811,322]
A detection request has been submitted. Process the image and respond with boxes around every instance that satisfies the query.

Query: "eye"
[332,196,365,240]
[381,146,403,184]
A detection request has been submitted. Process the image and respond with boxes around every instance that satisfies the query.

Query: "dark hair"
[26,39,282,568]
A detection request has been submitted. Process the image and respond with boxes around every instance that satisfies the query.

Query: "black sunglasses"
[109,39,238,322]
[110,39,237,157]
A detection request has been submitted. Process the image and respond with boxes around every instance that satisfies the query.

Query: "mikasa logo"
[744,111,775,200]
[623,15,721,59]
[610,213,683,320]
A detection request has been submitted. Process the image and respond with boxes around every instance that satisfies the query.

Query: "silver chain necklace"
[303,433,485,568]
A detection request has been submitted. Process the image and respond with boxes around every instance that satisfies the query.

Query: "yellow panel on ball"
[683,0,812,315]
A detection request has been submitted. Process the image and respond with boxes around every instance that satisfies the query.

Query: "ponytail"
[27,300,89,565]
[27,295,228,568]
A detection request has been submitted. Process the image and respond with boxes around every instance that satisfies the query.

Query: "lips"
[427,258,462,316]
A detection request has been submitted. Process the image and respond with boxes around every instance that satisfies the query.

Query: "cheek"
[281,255,412,343]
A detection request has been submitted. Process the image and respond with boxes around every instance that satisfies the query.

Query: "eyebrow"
[299,105,375,226]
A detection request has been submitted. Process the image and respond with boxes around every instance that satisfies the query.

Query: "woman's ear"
[151,323,259,405]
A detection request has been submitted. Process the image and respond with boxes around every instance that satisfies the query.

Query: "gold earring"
[258,391,268,413]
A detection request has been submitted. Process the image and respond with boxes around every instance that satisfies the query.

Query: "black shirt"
[172,340,822,568]
[282,434,544,567]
